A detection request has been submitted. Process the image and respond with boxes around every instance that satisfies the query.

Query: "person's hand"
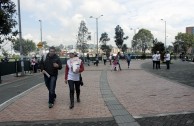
[42,70,45,74]
[53,63,59,68]
[65,80,67,84]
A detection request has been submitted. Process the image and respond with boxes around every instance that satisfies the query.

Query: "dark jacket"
[40,54,62,76]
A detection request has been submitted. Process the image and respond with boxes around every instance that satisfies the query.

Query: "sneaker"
[48,103,54,108]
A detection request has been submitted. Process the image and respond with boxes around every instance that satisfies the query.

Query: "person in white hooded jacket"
[65,51,84,109]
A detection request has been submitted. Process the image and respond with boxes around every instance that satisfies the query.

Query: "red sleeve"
[65,65,69,80]
[79,61,84,73]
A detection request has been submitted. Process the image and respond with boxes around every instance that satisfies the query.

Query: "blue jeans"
[127,60,131,67]
[44,75,57,104]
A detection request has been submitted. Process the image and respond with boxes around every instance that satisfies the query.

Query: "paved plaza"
[0,59,194,126]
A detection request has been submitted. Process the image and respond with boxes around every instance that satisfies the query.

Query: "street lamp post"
[161,19,166,50]
[17,0,24,76]
[39,20,42,43]
[90,15,103,55]
[38,20,44,56]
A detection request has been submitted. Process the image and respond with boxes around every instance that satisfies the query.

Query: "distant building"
[186,27,194,34]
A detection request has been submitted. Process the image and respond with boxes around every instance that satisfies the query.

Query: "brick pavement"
[107,61,194,117]
[0,60,194,126]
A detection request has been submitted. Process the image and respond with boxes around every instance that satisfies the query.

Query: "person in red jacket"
[65,51,84,109]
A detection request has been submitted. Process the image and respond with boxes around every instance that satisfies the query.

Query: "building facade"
[186,27,194,34]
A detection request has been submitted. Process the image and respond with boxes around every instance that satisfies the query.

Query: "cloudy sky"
[4,0,194,52]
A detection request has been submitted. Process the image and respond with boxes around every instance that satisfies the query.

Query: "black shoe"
[69,104,74,109]
[77,98,80,103]
[48,103,54,108]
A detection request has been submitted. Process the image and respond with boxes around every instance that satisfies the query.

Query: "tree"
[12,38,36,56]
[100,32,112,55]
[100,32,110,45]
[42,41,49,50]
[58,44,64,50]
[121,44,128,53]
[132,28,154,54]
[174,32,194,53]
[77,43,88,54]
[1,48,8,56]
[0,0,18,44]
[114,25,128,50]
[76,20,90,54]
[166,45,173,53]
[173,41,183,54]
[152,38,165,53]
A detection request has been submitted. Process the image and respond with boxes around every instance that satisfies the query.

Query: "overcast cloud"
[6,0,194,51]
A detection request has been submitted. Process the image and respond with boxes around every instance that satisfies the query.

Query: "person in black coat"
[40,46,62,108]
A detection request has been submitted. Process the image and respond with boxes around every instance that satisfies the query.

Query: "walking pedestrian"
[156,51,161,69]
[94,54,99,66]
[65,51,84,109]
[116,52,121,70]
[164,51,171,69]
[86,53,90,66]
[102,53,107,65]
[152,52,157,69]
[40,46,62,108]
[125,53,131,68]
[31,56,38,73]
[109,54,112,65]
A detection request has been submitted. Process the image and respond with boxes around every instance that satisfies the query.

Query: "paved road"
[137,113,194,126]
[0,67,64,105]
[141,59,194,87]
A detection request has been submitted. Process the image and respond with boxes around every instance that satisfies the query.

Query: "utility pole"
[18,0,24,76]
[161,19,166,50]
[90,15,103,55]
